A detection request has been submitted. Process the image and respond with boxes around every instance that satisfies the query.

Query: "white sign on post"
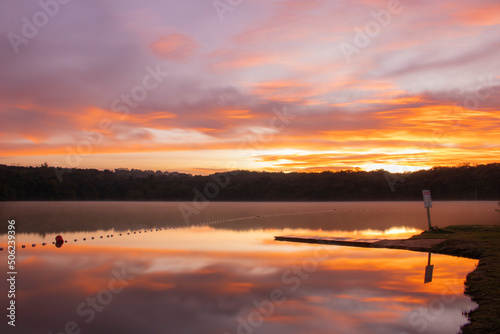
[422,190,432,208]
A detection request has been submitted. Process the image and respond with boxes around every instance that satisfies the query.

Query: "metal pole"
[426,207,432,230]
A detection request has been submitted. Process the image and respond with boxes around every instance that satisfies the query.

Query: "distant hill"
[0,163,499,201]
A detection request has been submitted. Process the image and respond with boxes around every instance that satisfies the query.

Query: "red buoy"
[55,235,64,248]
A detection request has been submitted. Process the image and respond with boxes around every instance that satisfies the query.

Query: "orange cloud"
[126,111,177,129]
[249,79,319,103]
[2,88,499,174]
[220,109,255,119]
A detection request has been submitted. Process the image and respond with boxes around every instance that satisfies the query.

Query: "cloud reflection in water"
[7,227,477,334]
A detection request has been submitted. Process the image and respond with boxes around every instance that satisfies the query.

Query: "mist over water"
[0,201,498,236]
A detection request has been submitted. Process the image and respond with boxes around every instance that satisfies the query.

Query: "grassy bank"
[410,225,500,334]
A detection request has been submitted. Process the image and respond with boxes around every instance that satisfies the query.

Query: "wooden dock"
[274,235,447,253]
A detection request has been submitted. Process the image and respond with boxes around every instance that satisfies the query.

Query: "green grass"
[411,225,500,334]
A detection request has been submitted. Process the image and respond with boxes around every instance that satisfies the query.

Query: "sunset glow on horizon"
[1,0,499,174]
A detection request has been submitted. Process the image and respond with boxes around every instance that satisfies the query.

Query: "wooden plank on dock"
[274,235,447,252]
[274,235,381,248]
[371,239,447,252]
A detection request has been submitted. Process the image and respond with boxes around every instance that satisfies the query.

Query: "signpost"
[422,190,432,230]
[422,190,434,283]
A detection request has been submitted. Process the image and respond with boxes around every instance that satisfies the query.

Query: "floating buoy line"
[2,206,494,252]
[0,209,336,251]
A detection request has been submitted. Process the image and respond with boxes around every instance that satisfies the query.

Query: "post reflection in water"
[425,252,434,284]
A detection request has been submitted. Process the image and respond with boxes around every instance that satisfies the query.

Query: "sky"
[1,0,499,174]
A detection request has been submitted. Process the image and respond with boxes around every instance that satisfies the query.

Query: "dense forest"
[0,163,499,201]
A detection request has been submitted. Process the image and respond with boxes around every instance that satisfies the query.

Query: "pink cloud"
[453,4,500,26]
[150,33,199,63]
[207,49,280,70]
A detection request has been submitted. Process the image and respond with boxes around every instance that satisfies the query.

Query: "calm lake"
[0,201,498,334]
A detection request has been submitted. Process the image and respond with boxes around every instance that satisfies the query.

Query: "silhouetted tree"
[0,163,498,201]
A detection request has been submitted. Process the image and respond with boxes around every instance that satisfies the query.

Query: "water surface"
[1,201,496,334]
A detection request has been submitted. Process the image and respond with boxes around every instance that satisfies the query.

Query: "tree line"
[0,163,498,201]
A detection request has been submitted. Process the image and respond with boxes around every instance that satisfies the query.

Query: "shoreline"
[410,225,500,333]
